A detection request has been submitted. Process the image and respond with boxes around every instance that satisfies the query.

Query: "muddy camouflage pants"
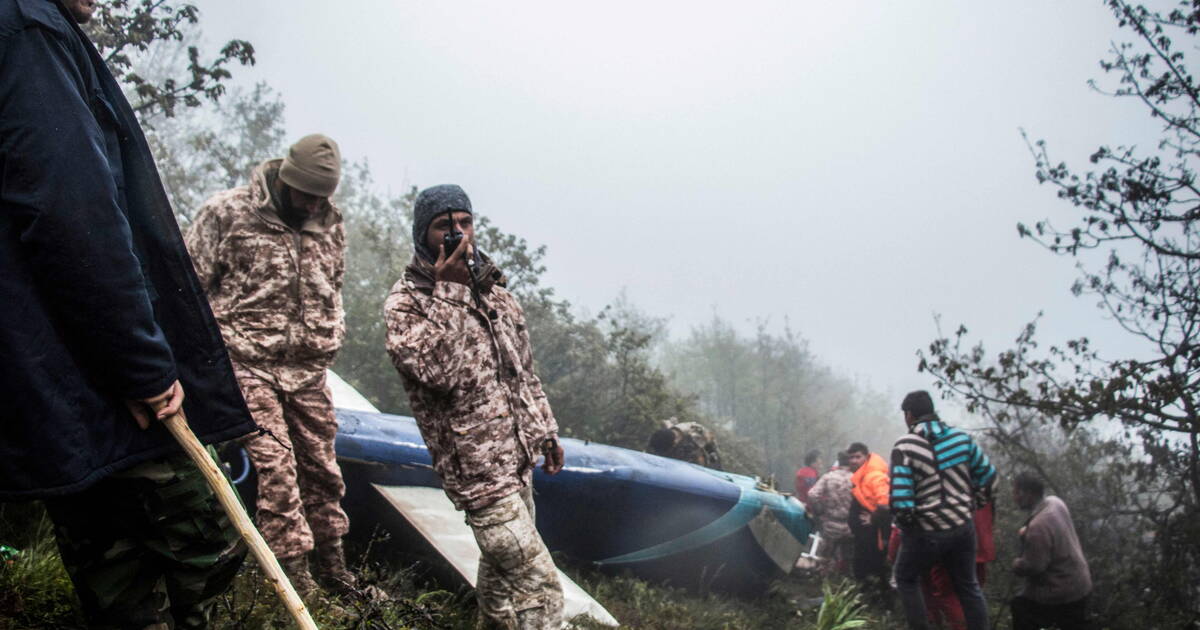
[236,368,349,560]
[44,450,246,630]
[466,486,564,630]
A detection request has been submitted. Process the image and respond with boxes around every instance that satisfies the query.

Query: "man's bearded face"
[60,0,97,24]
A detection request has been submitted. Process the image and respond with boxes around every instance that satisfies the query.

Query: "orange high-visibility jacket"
[851,452,890,512]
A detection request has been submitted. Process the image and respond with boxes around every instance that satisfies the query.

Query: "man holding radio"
[384,184,565,629]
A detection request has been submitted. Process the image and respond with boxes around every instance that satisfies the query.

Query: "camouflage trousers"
[43,450,246,630]
[236,366,349,560]
[466,485,563,630]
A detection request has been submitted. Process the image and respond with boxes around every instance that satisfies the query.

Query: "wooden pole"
[161,411,319,630]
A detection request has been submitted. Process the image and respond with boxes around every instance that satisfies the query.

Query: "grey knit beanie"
[279,134,341,197]
[413,184,473,262]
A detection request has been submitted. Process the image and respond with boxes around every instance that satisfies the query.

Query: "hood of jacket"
[910,413,949,439]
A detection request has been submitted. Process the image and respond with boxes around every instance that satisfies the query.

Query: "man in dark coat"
[0,0,257,626]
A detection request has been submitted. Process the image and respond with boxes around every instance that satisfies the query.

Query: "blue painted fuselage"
[333,409,812,591]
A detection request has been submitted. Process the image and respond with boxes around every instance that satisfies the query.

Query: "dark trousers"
[1011,595,1089,630]
[894,523,988,630]
[848,501,891,605]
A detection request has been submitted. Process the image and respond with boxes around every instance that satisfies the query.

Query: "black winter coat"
[0,0,256,499]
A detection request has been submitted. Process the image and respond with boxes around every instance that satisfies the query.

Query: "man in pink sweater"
[1011,472,1092,630]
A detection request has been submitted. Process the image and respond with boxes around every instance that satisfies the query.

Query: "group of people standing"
[798,391,1094,630]
[186,131,568,628]
[1,0,567,628]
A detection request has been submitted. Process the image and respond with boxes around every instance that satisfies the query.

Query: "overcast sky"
[197,1,1162,398]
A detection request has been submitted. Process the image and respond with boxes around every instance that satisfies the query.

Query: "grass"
[5,502,1173,629]
[0,504,82,630]
[0,503,884,629]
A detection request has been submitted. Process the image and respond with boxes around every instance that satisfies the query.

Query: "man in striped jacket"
[890,390,997,630]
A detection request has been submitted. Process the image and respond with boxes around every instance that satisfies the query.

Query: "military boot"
[279,554,320,599]
[313,538,358,595]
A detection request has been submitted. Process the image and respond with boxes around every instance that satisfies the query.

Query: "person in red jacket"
[794,449,823,503]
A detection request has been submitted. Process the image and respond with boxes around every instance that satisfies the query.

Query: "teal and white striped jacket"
[889,415,996,532]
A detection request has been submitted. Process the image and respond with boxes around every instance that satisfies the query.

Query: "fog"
[196,1,1161,395]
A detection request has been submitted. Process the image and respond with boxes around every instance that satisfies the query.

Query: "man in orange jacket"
[847,441,892,603]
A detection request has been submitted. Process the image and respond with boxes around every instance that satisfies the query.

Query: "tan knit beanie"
[279,134,341,197]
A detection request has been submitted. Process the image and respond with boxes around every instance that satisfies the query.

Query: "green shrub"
[812,580,870,630]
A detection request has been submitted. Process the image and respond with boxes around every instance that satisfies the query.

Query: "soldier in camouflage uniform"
[185,134,354,595]
[384,184,565,629]
[806,451,856,575]
[647,419,723,469]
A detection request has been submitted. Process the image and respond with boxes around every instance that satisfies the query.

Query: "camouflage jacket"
[185,160,345,390]
[384,257,558,511]
[657,422,722,469]
[807,467,854,541]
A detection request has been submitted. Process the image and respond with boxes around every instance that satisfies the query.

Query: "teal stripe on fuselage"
[594,470,811,566]
[595,485,762,566]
